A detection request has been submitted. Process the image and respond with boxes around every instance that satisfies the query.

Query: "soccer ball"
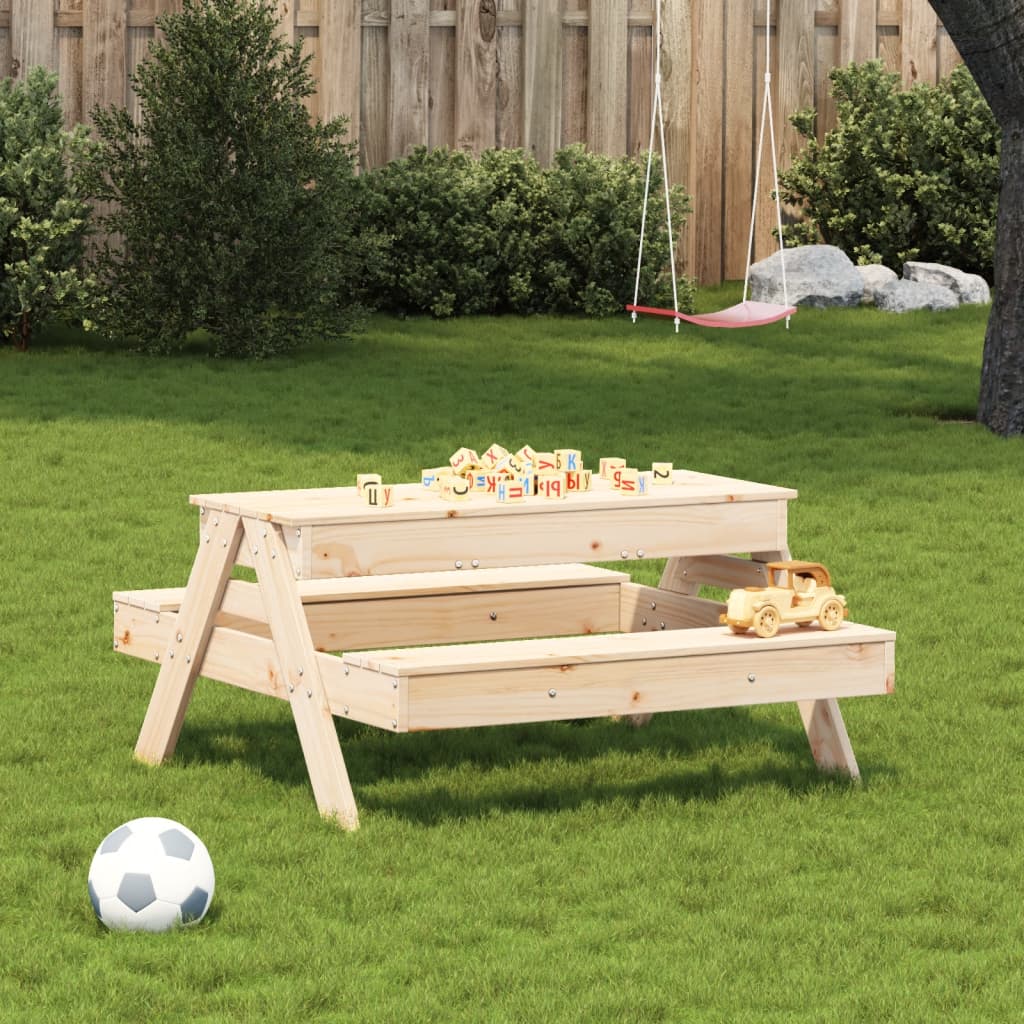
[88,817,215,932]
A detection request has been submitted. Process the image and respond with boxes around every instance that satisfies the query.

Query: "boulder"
[874,279,959,313]
[903,261,991,305]
[857,264,898,306]
[748,245,863,308]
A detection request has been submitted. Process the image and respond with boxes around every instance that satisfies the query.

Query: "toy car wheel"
[819,599,844,630]
[754,606,780,638]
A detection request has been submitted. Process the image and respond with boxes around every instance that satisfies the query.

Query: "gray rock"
[856,264,899,305]
[875,279,960,313]
[748,244,863,308]
[903,261,991,305]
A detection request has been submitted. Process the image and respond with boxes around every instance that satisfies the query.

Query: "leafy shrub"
[358,143,693,318]
[780,61,1000,278]
[87,0,370,357]
[0,67,96,350]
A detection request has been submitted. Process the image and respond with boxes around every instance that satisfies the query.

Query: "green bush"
[358,144,693,318]
[0,67,96,350]
[780,61,1000,278]
[87,0,371,357]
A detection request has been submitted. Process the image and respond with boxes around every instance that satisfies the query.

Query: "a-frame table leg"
[243,518,360,830]
[753,547,861,780]
[135,512,244,764]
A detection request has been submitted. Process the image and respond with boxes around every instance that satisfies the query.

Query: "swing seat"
[626,300,796,328]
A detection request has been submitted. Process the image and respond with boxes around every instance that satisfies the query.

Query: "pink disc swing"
[628,0,796,331]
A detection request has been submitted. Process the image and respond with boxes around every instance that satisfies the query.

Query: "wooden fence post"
[455,0,497,154]
[523,0,562,165]
[11,0,56,78]
[319,0,361,145]
[82,0,127,123]
[587,3,628,156]
[389,0,430,157]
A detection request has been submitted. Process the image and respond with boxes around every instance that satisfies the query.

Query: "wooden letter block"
[517,470,536,496]
[496,480,526,502]
[537,472,567,499]
[637,471,653,495]
[564,468,593,493]
[421,467,446,491]
[356,473,382,496]
[534,452,557,473]
[449,447,480,475]
[617,468,639,494]
[652,462,674,485]
[363,482,395,508]
[481,443,509,470]
[555,448,582,472]
[441,476,472,501]
[600,457,626,479]
[516,444,538,465]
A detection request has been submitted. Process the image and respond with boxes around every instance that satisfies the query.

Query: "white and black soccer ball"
[88,817,215,932]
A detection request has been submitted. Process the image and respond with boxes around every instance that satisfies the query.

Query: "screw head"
[455,560,463,569]
[548,688,557,698]
[472,559,480,568]
[748,673,756,683]
[490,612,498,621]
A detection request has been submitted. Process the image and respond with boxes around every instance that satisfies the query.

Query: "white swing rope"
[632,0,792,329]
[632,0,681,331]
[743,0,792,326]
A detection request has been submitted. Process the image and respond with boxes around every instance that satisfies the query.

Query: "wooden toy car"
[719,560,848,638]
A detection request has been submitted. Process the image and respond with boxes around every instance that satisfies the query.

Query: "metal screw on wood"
[620,550,629,559]
[343,706,350,715]
[548,689,557,698]
[185,654,191,664]
[298,667,304,676]
[637,549,646,558]
[650,601,657,610]
[748,674,756,683]
[168,650,174,659]
[306,690,312,699]
[490,612,497,621]
[455,560,463,569]
[113,640,119,649]
[392,680,398,689]
[203,534,210,544]
[392,720,398,729]
[177,633,183,643]
[472,560,480,568]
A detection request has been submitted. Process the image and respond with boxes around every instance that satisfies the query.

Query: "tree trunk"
[927,0,1024,436]
[979,121,1024,435]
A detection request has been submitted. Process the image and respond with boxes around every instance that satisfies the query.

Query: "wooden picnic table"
[113,469,894,829]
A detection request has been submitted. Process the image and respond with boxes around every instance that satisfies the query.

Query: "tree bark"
[928,0,1024,436]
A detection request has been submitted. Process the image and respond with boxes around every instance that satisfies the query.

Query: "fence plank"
[152,0,181,44]
[839,0,874,64]
[319,0,360,142]
[777,0,815,223]
[901,0,937,87]
[495,0,522,150]
[522,0,560,164]
[455,0,496,153]
[428,1,455,150]
[691,0,724,283]
[12,0,56,76]
[587,2,628,155]
[361,0,390,167]
[724,0,755,280]
[561,0,587,147]
[660,0,693,280]
[82,0,126,121]
[389,0,430,156]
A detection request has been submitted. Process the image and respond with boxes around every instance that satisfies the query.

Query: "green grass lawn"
[2,289,1023,1022]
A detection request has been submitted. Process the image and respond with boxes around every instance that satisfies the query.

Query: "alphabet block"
[600,457,626,479]
[363,482,394,508]
[534,451,558,473]
[565,469,593,493]
[638,471,653,495]
[496,480,526,503]
[421,467,446,491]
[481,443,509,470]
[516,444,538,465]
[440,475,472,501]
[555,449,582,473]
[617,467,639,494]
[537,472,567,499]
[449,447,480,475]
[356,473,382,496]
[652,462,674,485]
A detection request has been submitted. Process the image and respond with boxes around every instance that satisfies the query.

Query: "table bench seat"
[342,622,896,732]
[114,563,629,655]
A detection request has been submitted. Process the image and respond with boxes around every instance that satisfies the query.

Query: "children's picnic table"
[113,470,894,829]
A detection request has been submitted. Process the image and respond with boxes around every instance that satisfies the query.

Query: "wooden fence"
[1,1,960,284]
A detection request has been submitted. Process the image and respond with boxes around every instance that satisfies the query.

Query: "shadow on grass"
[173,706,887,825]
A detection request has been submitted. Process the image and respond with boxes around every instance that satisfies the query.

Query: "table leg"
[135,512,243,764]
[243,518,360,830]
[752,547,861,780]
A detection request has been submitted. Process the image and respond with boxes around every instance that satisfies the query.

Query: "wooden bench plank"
[116,564,629,653]
[344,623,895,733]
